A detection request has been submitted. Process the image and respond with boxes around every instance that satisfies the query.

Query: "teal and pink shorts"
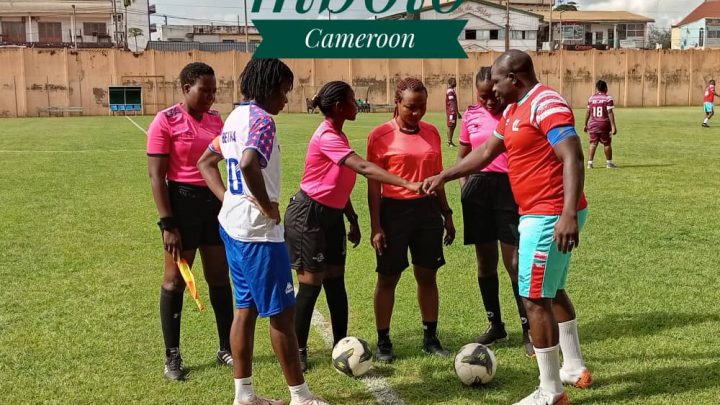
[518,209,588,299]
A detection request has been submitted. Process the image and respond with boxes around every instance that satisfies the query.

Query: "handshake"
[407,174,446,195]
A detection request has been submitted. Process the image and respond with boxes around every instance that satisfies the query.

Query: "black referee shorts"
[284,190,346,272]
[460,172,519,246]
[376,196,445,275]
[167,180,223,251]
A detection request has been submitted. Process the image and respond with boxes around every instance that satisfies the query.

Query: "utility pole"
[243,0,249,52]
[549,0,553,50]
[72,4,77,50]
[504,0,510,51]
[112,0,119,47]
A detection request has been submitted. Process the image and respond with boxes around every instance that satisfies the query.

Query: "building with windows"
[0,0,152,52]
[382,0,543,51]
[156,24,260,43]
[673,0,720,49]
[536,10,654,50]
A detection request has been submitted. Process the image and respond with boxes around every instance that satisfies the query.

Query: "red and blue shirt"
[494,84,588,215]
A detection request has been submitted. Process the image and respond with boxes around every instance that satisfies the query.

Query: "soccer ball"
[331,336,372,377]
[454,343,497,386]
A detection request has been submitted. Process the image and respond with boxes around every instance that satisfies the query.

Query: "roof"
[381,0,542,20]
[0,1,112,15]
[536,10,654,23]
[675,0,720,27]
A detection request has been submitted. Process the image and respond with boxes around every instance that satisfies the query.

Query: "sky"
[149,0,704,34]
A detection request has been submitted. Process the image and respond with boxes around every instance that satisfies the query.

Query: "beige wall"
[0,47,718,118]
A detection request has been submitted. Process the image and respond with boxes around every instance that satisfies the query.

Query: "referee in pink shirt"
[284,81,421,372]
[458,66,532,357]
[147,62,234,380]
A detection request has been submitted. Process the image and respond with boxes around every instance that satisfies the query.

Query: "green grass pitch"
[1,107,719,404]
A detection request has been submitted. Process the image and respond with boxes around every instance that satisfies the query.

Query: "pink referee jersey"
[300,119,358,210]
[459,104,508,173]
[147,103,224,186]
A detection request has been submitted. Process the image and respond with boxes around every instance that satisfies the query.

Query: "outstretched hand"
[422,175,445,195]
[406,181,424,195]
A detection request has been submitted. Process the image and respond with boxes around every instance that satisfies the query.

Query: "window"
[707,28,720,38]
[464,29,477,40]
[476,30,490,40]
[83,22,107,36]
[562,25,583,40]
[596,31,604,44]
[2,21,26,42]
[625,23,645,38]
[490,30,499,40]
[38,22,62,42]
[526,30,537,40]
[222,39,235,43]
[700,28,705,47]
[511,30,524,40]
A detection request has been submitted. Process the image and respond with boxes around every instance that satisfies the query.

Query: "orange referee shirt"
[367,119,443,200]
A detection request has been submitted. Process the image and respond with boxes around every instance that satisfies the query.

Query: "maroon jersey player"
[583,80,617,169]
[446,77,459,147]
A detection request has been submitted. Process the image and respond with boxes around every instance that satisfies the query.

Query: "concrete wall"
[1,47,719,118]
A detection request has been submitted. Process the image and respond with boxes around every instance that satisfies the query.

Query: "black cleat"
[164,348,186,381]
[299,347,309,373]
[522,329,535,358]
[702,123,710,127]
[375,340,394,363]
[422,336,450,357]
[474,323,509,346]
[217,349,234,367]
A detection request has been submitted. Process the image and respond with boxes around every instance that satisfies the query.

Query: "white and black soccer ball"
[454,343,497,386]
[331,336,373,377]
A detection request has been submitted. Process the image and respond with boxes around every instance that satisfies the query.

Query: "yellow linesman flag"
[176,259,205,311]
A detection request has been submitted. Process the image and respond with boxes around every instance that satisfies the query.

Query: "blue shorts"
[704,102,714,114]
[518,209,588,299]
[220,226,296,317]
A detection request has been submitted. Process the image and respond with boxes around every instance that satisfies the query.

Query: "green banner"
[253,19,467,59]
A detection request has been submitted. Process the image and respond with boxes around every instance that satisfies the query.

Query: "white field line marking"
[306,294,406,405]
[125,116,147,135]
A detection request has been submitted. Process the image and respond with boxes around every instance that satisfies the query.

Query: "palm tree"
[128,27,144,52]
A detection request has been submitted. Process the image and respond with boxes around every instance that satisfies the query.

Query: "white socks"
[234,377,255,403]
[535,345,564,395]
[704,117,709,124]
[289,382,313,402]
[559,319,586,374]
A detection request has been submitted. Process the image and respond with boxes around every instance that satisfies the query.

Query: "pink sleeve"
[319,131,355,165]
[146,113,170,155]
[459,111,470,144]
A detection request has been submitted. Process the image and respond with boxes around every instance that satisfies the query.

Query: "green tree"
[648,25,671,49]
[554,1,578,11]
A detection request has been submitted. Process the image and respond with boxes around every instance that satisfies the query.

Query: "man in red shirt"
[424,50,590,405]
[703,79,720,127]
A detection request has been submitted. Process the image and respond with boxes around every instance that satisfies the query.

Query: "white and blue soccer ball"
[454,343,497,386]
[331,336,373,377]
